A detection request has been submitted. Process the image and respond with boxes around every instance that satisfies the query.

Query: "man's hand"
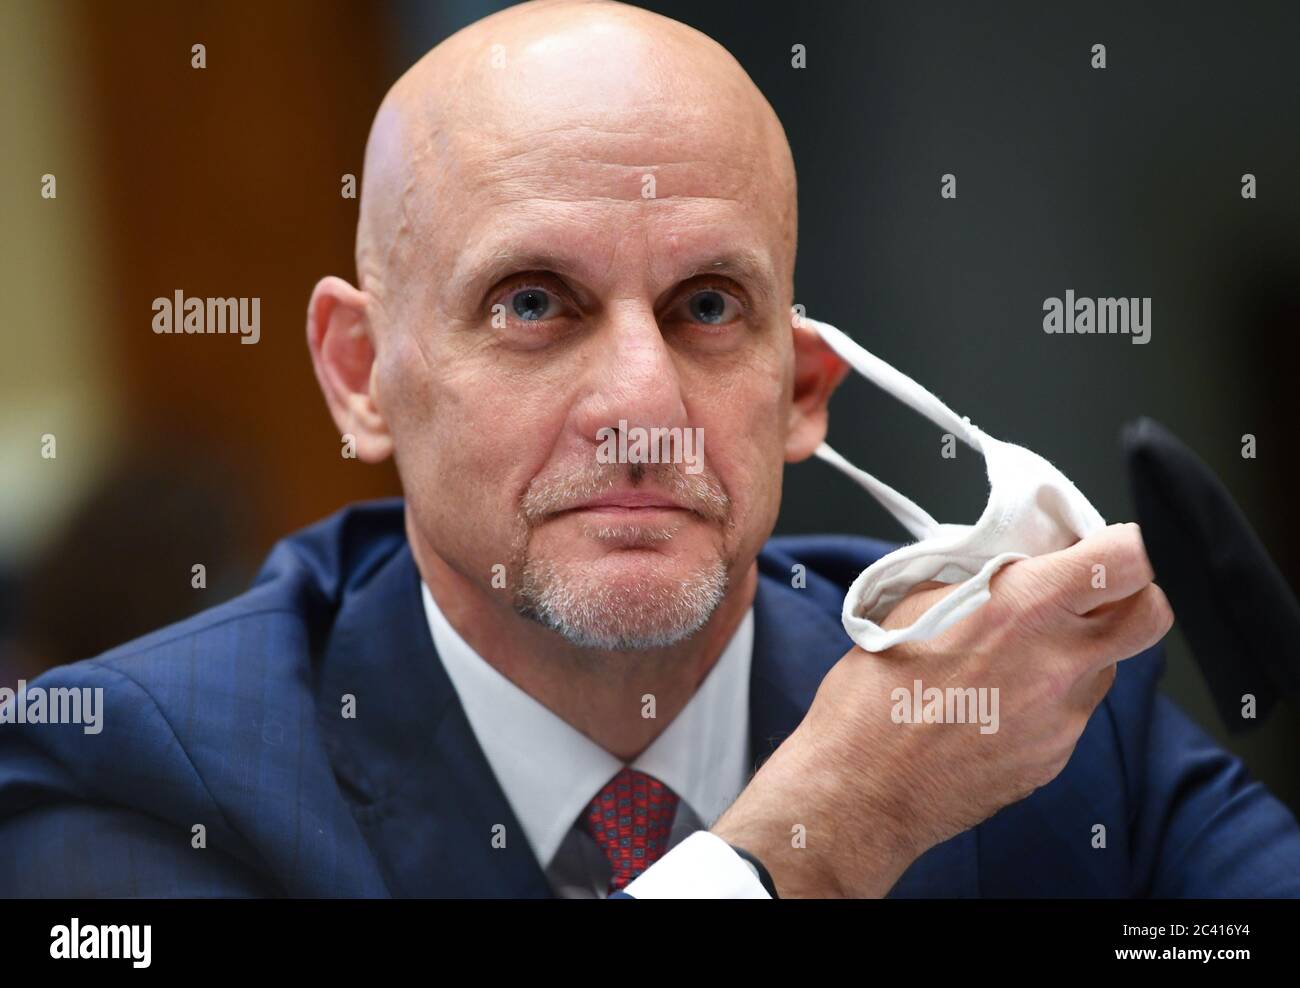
[710,522,1173,898]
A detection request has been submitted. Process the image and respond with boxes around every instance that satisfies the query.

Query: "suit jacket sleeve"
[0,658,278,897]
[1114,646,1300,896]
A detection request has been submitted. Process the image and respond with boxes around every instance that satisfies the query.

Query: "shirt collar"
[420,582,754,871]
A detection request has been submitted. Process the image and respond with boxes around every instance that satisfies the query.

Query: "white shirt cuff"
[620,830,772,899]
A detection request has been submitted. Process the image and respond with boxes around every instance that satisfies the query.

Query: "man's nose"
[572,309,690,446]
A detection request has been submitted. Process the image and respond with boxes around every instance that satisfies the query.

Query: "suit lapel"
[749,570,981,897]
[748,574,849,770]
[317,543,553,898]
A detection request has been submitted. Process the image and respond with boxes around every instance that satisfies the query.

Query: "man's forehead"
[446,113,766,204]
[408,105,786,292]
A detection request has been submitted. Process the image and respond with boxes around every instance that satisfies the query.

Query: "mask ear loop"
[814,443,939,541]
[803,317,982,447]
[801,315,983,542]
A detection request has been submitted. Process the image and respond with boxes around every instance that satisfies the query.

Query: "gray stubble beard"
[512,525,731,651]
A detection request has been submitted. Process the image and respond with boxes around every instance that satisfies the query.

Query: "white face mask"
[802,316,1107,652]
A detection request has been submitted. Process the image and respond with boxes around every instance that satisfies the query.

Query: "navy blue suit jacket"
[2,499,1298,897]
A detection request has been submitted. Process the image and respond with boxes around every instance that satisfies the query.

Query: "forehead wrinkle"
[464,143,756,207]
[459,94,770,201]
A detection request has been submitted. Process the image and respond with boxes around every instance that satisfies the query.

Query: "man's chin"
[513,553,729,651]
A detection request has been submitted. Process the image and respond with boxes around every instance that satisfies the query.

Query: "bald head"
[355,0,797,313]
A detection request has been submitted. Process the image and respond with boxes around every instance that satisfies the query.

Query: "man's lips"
[558,490,689,515]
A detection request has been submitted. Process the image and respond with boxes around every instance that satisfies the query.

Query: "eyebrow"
[680,250,778,307]
[457,245,778,309]
[458,248,573,304]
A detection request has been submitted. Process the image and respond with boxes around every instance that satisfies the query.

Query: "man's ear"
[785,315,851,462]
[306,276,394,463]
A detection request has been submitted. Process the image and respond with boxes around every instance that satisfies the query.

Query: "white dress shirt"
[420,582,771,898]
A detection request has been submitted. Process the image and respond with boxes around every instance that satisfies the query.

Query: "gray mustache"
[520,461,730,525]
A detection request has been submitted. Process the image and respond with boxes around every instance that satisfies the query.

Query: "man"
[2,0,1298,898]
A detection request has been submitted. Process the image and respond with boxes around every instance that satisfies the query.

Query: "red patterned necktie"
[581,766,680,894]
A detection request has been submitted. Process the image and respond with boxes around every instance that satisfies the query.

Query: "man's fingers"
[1013,522,1157,616]
[1080,582,1175,670]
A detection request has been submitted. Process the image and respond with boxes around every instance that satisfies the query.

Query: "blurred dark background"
[2,1,1296,809]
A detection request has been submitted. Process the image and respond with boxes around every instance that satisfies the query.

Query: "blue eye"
[687,289,734,325]
[510,287,555,321]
